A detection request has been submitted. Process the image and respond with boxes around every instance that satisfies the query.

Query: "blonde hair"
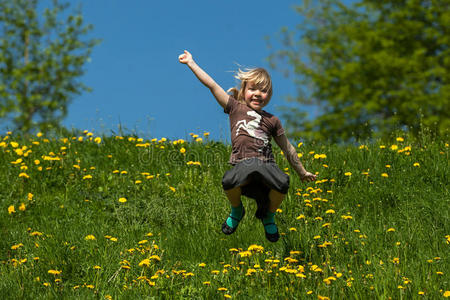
[227,67,273,103]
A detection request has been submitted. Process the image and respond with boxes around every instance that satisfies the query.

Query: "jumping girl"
[178,50,316,242]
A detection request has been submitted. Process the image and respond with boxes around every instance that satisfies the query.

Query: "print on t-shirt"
[235,110,269,151]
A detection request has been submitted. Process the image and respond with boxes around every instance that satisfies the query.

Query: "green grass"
[0,132,448,299]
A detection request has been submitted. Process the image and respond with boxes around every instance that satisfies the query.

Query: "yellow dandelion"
[180,147,186,154]
[139,259,151,267]
[387,228,395,232]
[203,281,211,285]
[217,287,227,292]
[8,205,16,214]
[381,173,389,177]
[396,137,404,142]
[443,291,450,297]
[413,162,420,167]
[323,276,337,285]
[11,243,23,250]
[94,137,102,144]
[169,186,176,192]
[93,265,101,270]
[310,265,323,272]
[118,197,127,203]
[48,270,62,275]
[19,172,30,179]
[198,263,206,267]
[85,235,96,241]
[325,209,335,214]
[344,172,352,176]
[19,203,26,211]
[11,158,22,164]
[150,255,161,262]
[82,175,92,180]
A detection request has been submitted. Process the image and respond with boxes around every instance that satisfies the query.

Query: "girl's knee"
[269,189,286,201]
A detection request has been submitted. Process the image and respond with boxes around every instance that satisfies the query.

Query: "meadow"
[0,130,448,299]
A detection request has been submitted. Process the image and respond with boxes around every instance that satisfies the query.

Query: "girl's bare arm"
[179,50,229,109]
[274,134,317,182]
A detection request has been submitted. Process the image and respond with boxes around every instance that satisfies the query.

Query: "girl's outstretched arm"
[274,134,317,182]
[179,50,229,109]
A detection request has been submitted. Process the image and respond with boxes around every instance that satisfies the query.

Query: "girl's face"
[244,82,270,111]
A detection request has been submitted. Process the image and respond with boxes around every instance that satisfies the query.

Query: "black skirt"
[222,158,290,219]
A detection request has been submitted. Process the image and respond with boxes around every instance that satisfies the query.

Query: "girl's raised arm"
[179,50,229,109]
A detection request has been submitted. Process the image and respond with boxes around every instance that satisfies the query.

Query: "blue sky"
[63,1,305,141]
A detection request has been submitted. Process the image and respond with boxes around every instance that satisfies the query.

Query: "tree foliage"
[268,0,450,142]
[0,0,99,133]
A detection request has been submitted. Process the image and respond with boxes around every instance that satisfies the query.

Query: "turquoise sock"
[263,211,277,234]
[226,203,244,228]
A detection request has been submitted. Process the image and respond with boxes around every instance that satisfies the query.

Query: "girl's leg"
[222,182,249,234]
[262,189,286,242]
[268,189,286,212]
[225,186,243,207]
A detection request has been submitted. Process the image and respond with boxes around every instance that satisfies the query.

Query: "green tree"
[0,0,99,133]
[268,0,450,142]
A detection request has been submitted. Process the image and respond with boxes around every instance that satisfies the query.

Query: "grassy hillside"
[0,131,448,299]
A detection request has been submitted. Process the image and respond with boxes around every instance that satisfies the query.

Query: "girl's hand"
[178,50,193,64]
[301,171,317,182]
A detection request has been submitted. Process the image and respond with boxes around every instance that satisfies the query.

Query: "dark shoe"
[222,207,245,235]
[262,220,279,242]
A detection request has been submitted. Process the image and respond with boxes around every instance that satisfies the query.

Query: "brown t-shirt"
[224,96,285,165]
